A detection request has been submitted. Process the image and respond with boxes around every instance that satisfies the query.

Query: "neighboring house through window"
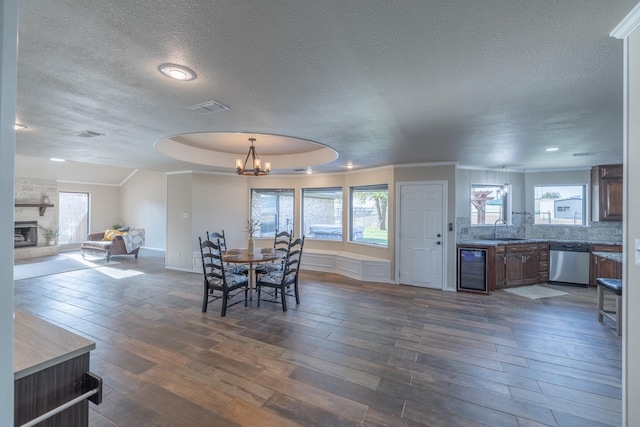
[534,185,587,225]
[250,189,294,237]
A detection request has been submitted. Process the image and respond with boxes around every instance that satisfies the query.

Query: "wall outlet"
[461,227,469,234]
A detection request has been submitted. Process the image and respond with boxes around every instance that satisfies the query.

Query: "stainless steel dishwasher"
[549,242,590,286]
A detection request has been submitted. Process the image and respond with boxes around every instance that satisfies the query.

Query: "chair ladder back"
[206,230,229,253]
[273,230,292,253]
[283,237,305,278]
[200,237,227,282]
[199,236,248,315]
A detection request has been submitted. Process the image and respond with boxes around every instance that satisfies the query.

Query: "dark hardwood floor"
[14,250,621,426]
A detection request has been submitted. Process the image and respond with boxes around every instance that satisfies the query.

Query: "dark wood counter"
[14,310,97,426]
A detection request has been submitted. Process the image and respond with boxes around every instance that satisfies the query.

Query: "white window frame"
[349,184,389,247]
[470,183,511,226]
[250,188,295,237]
[533,184,588,226]
[302,187,343,241]
[58,191,90,244]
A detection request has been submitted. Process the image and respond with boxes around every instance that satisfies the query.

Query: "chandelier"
[236,138,271,176]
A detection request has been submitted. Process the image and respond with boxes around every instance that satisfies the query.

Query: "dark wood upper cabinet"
[591,164,623,222]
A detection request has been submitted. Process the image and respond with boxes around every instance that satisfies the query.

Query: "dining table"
[222,248,282,300]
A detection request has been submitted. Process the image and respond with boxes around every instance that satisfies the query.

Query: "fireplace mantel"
[15,203,54,216]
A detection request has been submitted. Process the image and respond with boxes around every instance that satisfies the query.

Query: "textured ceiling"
[14,0,637,174]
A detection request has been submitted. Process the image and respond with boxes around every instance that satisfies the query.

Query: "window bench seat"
[300,249,392,283]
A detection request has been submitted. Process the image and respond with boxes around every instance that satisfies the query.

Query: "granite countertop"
[14,309,95,380]
[592,252,623,263]
[458,238,622,247]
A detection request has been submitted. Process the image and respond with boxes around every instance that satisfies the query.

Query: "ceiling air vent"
[73,130,104,138]
[573,152,596,157]
[186,100,230,114]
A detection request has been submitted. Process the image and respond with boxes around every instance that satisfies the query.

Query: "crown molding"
[611,3,640,39]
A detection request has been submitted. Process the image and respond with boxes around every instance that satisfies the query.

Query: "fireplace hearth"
[15,221,38,248]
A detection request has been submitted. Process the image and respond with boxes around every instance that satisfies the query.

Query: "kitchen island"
[14,309,100,426]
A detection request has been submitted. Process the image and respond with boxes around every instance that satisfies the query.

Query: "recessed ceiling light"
[545,147,559,152]
[346,162,354,169]
[50,158,65,162]
[306,168,313,174]
[14,123,27,130]
[158,63,196,81]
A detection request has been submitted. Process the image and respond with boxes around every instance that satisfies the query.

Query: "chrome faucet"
[494,218,507,239]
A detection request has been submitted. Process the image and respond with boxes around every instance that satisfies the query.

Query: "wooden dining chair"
[255,230,292,276]
[207,230,248,275]
[199,236,249,316]
[256,236,305,311]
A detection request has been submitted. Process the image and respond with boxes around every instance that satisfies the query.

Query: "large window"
[470,184,509,225]
[303,187,343,240]
[534,185,587,225]
[58,192,89,244]
[250,189,294,237]
[350,184,388,246]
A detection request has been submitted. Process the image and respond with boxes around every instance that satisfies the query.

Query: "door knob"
[437,241,441,245]
[437,234,441,238]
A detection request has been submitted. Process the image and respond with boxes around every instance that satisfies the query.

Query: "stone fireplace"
[15,221,38,248]
[14,177,59,259]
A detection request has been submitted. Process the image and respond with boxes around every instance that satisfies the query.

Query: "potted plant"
[39,226,59,245]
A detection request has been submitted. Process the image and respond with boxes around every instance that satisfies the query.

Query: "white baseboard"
[189,249,393,283]
[301,249,393,283]
[166,265,200,274]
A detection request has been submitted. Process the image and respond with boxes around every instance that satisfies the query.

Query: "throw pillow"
[103,229,118,241]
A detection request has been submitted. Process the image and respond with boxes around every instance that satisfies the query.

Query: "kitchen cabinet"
[591,164,623,222]
[589,244,622,286]
[494,245,506,288]
[458,241,556,291]
[538,243,549,282]
[504,244,540,287]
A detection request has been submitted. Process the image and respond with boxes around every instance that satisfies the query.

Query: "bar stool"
[596,278,623,336]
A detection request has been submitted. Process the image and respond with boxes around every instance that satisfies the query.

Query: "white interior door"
[399,183,444,288]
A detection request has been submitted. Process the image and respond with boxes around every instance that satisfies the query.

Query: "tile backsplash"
[456,215,622,243]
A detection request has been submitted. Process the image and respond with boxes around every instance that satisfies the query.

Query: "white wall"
[121,170,167,249]
[58,181,121,235]
[166,173,194,270]
[0,0,18,423]
[191,172,248,251]
[625,22,640,427]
